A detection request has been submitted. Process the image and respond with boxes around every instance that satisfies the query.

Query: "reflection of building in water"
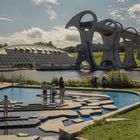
[0,45,76,71]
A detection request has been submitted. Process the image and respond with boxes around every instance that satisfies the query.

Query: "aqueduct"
[65,10,140,71]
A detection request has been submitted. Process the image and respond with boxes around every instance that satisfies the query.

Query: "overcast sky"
[0,0,139,48]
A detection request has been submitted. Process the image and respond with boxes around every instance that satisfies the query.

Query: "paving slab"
[42,136,58,140]
[80,106,101,110]
[39,117,68,133]
[80,102,87,106]
[67,93,110,99]
[102,104,118,110]
[85,99,100,103]
[98,100,114,105]
[87,102,100,106]
[73,99,85,102]
[0,119,41,129]
[79,109,102,117]
[0,135,39,140]
[72,118,84,123]
[38,110,78,120]
[88,100,114,106]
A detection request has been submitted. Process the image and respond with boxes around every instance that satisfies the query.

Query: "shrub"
[51,77,59,86]
[107,71,136,88]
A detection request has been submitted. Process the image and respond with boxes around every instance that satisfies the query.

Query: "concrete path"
[39,117,68,133]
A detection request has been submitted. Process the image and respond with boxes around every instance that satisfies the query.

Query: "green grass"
[70,52,140,66]
[78,107,140,140]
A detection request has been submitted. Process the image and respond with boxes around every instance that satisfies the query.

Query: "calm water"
[0,87,139,107]
[0,87,42,103]
[107,92,140,107]
[0,69,139,82]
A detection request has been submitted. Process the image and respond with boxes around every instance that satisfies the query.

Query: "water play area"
[0,86,139,139]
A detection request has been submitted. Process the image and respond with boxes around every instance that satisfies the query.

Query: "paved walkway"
[39,117,68,133]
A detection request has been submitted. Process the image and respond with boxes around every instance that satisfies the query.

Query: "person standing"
[41,81,48,105]
[102,76,107,89]
[0,95,11,117]
[59,77,65,104]
[52,83,57,103]
[91,76,98,89]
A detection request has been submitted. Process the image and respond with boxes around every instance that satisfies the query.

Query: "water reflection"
[3,121,9,135]
[0,69,139,82]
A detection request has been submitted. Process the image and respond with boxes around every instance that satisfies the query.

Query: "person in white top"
[0,95,11,117]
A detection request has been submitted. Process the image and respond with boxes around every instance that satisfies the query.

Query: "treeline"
[63,44,81,53]
[33,41,56,48]
[62,44,125,53]
[0,43,8,48]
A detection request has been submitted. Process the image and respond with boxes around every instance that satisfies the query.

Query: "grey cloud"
[65,34,80,42]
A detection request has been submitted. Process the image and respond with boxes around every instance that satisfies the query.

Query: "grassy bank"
[70,52,140,66]
[78,107,140,140]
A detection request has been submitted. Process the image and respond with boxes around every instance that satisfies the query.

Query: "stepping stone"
[42,136,58,140]
[106,118,131,122]
[67,93,110,99]
[38,110,78,120]
[85,99,100,103]
[73,99,85,102]
[0,119,41,129]
[80,106,101,110]
[0,116,20,119]
[17,133,30,137]
[98,100,114,105]
[80,102,87,106]
[0,135,39,140]
[72,118,84,123]
[39,117,68,133]
[102,104,118,110]
[79,109,102,117]
[75,137,88,140]
[88,102,100,106]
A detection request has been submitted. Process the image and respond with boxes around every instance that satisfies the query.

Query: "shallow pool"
[107,91,140,107]
[0,87,42,103]
[0,87,140,107]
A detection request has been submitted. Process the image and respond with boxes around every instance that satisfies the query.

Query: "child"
[0,95,11,117]
[52,84,57,103]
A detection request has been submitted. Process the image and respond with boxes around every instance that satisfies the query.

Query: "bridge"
[65,10,140,71]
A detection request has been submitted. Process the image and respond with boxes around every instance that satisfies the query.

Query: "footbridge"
[66,10,140,71]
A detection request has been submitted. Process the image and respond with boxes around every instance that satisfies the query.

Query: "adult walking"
[59,77,65,104]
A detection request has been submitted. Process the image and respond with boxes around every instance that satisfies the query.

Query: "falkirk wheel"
[65,10,140,71]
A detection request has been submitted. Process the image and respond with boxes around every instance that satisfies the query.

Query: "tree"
[3,43,8,47]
